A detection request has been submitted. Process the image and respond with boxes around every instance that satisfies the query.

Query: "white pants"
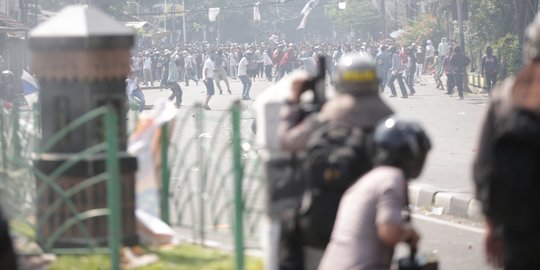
[415,64,423,80]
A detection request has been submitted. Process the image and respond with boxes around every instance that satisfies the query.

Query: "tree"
[397,14,443,47]
[325,0,383,41]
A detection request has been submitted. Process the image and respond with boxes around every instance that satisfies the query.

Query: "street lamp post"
[456,0,465,50]
[164,0,167,32]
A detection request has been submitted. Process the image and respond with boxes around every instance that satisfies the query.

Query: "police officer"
[279,53,394,151]
[473,13,540,270]
[278,53,394,270]
[320,117,430,270]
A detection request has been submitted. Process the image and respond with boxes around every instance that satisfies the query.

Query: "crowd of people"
[268,26,534,269]
[126,35,502,112]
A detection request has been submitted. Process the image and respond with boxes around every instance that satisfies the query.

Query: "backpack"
[297,122,373,248]
[485,108,540,235]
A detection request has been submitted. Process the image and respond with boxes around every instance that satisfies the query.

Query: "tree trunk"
[514,0,526,44]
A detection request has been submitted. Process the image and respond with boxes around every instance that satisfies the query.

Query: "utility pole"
[381,0,387,34]
[164,0,167,32]
[456,0,469,91]
[182,0,187,44]
[172,2,175,43]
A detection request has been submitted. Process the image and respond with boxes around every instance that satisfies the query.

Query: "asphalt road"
[142,74,489,195]
[394,211,495,270]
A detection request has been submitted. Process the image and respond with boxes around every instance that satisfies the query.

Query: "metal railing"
[0,105,124,270]
[468,73,486,88]
[161,102,264,270]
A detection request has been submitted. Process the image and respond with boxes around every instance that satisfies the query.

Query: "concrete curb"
[140,86,162,90]
[408,184,483,221]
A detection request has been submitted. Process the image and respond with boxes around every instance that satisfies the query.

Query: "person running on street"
[202,54,216,110]
[406,47,417,96]
[387,46,408,98]
[183,51,199,87]
[432,50,445,90]
[167,52,183,108]
[214,50,232,95]
[238,51,253,100]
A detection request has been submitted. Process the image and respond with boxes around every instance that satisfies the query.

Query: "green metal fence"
[0,105,124,270]
[468,73,486,88]
[162,102,265,270]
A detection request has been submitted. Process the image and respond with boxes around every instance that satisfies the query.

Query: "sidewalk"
[384,75,489,221]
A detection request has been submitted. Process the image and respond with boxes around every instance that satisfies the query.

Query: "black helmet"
[334,53,379,95]
[373,116,432,179]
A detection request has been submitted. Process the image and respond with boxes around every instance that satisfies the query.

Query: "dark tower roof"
[29,5,134,50]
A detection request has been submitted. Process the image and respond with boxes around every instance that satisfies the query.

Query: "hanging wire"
[124,0,304,17]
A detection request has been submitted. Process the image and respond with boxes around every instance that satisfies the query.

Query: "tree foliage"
[493,33,522,74]
[325,0,383,41]
[397,14,443,47]
[463,0,537,74]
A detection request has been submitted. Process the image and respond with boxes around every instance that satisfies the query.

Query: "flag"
[297,0,318,30]
[301,0,318,15]
[253,3,261,21]
[297,15,308,30]
[208,7,220,22]
[21,70,39,95]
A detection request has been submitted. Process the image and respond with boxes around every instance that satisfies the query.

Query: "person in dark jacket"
[375,45,392,93]
[443,53,456,96]
[405,47,417,96]
[480,46,499,96]
[449,45,470,100]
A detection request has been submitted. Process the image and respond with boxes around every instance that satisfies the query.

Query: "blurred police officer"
[320,117,431,270]
[279,53,394,151]
[278,53,394,270]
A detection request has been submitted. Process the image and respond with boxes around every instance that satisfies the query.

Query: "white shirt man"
[438,38,449,57]
[202,56,215,110]
[237,56,249,77]
[143,56,152,70]
[263,52,273,66]
[203,57,215,80]
[142,55,153,86]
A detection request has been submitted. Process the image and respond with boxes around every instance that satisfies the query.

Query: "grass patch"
[48,244,264,270]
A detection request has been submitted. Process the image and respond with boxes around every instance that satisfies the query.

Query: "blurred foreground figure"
[0,208,17,269]
[473,13,540,270]
[319,117,431,270]
[278,53,393,270]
